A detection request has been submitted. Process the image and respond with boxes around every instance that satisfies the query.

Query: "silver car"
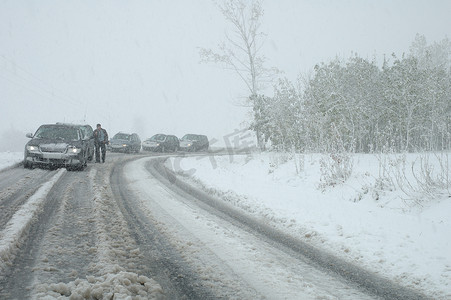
[24,124,90,170]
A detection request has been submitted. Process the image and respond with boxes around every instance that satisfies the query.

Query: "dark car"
[24,123,91,170]
[179,134,209,152]
[142,134,179,152]
[109,132,141,153]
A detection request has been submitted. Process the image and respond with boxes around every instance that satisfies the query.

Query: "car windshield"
[113,133,131,140]
[181,134,199,141]
[150,134,166,142]
[34,126,79,141]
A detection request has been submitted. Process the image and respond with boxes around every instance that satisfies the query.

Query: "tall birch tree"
[199,0,277,149]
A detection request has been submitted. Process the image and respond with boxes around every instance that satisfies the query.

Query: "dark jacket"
[93,128,108,144]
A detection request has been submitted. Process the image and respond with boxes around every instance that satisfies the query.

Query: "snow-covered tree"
[409,33,451,71]
[301,56,381,152]
[199,0,278,149]
[264,37,450,154]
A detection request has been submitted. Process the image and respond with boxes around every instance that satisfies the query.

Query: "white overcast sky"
[1,0,450,150]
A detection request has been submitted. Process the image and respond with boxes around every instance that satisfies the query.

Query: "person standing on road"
[93,123,108,163]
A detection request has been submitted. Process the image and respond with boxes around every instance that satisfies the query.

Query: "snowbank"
[0,152,23,171]
[34,271,164,300]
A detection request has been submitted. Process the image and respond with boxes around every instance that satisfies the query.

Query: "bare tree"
[199,0,278,149]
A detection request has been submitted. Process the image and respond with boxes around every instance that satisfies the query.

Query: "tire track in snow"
[30,170,99,287]
[0,168,66,274]
[126,157,370,299]
[0,169,57,230]
[31,165,164,299]
[30,164,165,299]
[110,157,226,300]
[149,156,431,300]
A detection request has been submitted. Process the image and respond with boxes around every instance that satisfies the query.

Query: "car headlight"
[26,145,40,152]
[67,146,81,154]
[122,144,128,147]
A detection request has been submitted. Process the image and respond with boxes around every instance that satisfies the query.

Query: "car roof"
[183,134,207,138]
[56,122,91,127]
[40,123,80,129]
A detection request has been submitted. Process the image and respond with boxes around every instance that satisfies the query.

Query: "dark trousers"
[95,142,106,162]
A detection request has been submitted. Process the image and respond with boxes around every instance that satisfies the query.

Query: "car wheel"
[82,153,87,166]
[24,161,33,169]
[69,165,80,172]
[77,159,87,171]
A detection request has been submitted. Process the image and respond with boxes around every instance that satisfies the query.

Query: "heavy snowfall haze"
[1,0,451,152]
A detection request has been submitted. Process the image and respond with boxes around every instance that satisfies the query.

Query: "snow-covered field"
[2,151,450,298]
[168,151,451,299]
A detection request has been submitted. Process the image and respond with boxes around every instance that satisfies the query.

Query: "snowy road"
[0,153,428,299]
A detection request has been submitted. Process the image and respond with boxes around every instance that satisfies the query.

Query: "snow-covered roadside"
[0,168,66,272]
[0,152,23,171]
[167,152,451,299]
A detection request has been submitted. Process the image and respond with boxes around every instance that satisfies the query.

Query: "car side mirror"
[26,133,33,138]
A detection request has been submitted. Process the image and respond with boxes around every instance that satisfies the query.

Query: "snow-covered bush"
[318,124,353,191]
[268,149,304,175]
[375,151,451,204]
[318,151,353,191]
[375,150,403,193]
[268,151,291,174]
[411,152,451,200]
